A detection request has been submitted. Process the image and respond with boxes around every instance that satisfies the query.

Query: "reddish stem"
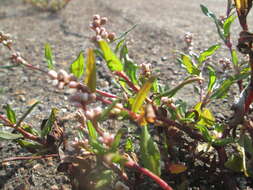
[96,89,119,99]
[114,71,139,92]
[125,161,173,190]
[2,154,59,163]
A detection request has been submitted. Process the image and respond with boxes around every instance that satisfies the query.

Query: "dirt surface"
[0,0,251,189]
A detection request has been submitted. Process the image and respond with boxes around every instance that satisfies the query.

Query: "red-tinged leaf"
[168,164,187,174]
[85,48,96,92]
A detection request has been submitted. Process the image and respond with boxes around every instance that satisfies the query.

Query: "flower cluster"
[48,69,77,89]
[89,14,116,43]
[0,31,12,49]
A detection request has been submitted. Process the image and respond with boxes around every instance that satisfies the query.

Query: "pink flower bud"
[58,81,65,89]
[108,32,116,41]
[101,31,108,39]
[95,27,101,35]
[51,79,59,86]
[58,69,69,82]
[48,70,58,79]
[85,110,95,120]
[69,81,79,88]
[100,17,108,25]
[93,107,102,117]
[96,35,102,42]
[89,93,97,102]
[93,14,100,21]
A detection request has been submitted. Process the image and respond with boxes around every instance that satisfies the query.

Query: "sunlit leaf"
[200,4,225,41]
[70,52,85,78]
[131,77,156,113]
[45,43,54,69]
[125,137,134,152]
[231,49,238,66]
[212,137,234,146]
[223,15,236,38]
[207,66,216,92]
[85,48,96,92]
[158,77,202,99]
[99,40,123,71]
[195,102,215,126]
[5,104,16,124]
[180,54,199,75]
[168,164,187,174]
[140,125,161,176]
[238,134,250,176]
[198,44,220,64]
[41,108,58,137]
[211,77,234,99]
[124,55,138,85]
[0,131,22,140]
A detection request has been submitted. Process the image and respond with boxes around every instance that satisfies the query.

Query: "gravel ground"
[0,0,252,189]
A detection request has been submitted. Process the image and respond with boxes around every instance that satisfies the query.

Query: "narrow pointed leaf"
[16,101,40,127]
[99,40,123,71]
[85,48,96,92]
[0,131,22,140]
[70,52,85,78]
[211,77,234,99]
[198,44,220,64]
[207,66,216,92]
[45,43,54,69]
[140,125,161,176]
[124,55,138,85]
[41,108,58,137]
[180,54,199,75]
[132,77,156,113]
[98,100,120,122]
[5,104,16,124]
[110,128,126,152]
[223,15,236,37]
[231,49,238,66]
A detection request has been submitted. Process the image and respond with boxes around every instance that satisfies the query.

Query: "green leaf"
[195,125,213,142]
[211,77,234,99]
[98,100,119,122]
[85,48,96,92]
[5,104,16,124]
[22,124,40,136]
[225,155,243,172]
[200,4,225,41]
[198,44,220,64]
[131,76,156,113]
[87,120,105,154]
[17,139,43,152]
[114,24,137,41]
[0,131,22,140]
[231,49,238,66]
[223,14,236,38]
[238,134,250,176]
[158,77,202,99]
[70,52,85,78]
[125,137,134,152]
[207,66,216,92]
[41,108,58,137]
[212,137,234,146]
[114,39,125,54]
[94,170,114,189]
[44,43,54,69]
[124,55,138,85]
[16,101,40,127]
[99,40,123,71]
[180,54,199,75]
[140,126,161,176]
[109,128,126,152]
[87,120,98,140]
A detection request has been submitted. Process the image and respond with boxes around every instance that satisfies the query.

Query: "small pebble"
[161,56,167,61]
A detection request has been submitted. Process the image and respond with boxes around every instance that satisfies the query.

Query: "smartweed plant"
[1,0,253,189]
